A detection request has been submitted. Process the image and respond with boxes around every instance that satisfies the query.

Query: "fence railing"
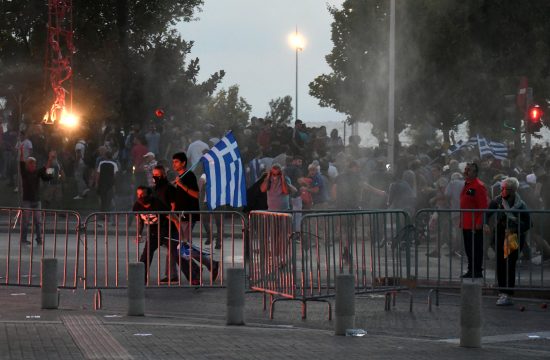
[248,211,295,299]
[248,210,411,318]
[82,210,246,289]
[299,210,411,296]
[2,205,549,303]
[0,207,81,288]
[414,208,549,292]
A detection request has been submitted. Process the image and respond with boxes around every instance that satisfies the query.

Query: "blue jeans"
[20,201,42,243]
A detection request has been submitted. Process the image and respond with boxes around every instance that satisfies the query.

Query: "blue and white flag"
[488,141,508,160]
[477,134,508,160]
[447,137,477,155]
[200,132,247,210]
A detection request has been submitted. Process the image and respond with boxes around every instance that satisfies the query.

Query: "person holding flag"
[172,152,219,283]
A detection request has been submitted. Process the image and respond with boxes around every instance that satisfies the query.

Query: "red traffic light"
[526,105,543,133]
[529,105,543,122]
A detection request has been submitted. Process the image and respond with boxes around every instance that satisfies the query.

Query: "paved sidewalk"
[0,287,549,359]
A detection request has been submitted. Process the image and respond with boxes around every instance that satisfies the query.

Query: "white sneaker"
[73,195,84,200]
[82,188,90,196]
[496,294,513,306]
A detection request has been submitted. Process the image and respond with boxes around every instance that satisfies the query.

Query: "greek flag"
[447,137,477,155]
[477,135,508,160]
[200,132,247,210]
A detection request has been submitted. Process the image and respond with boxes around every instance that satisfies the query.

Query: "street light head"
[289,32,305,51]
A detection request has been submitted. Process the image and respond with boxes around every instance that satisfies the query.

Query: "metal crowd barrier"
[0,207,81,289]
[82,211,246,290]
[248,211,296,306]
[249,210,411,319]
[414,208,549,292]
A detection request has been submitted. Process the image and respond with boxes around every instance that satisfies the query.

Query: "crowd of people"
[5,116,550,294]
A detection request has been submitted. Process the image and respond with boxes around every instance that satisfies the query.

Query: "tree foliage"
[205,85,251,132]
[311,0,550,143]
[264,95,294,125]
[0,0,226,132]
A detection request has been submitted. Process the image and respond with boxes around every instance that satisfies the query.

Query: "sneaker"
[214,242,221,250]
[36,238,42,246]
[73,195,84,200]
[82,188,90,196]
[496,294,513,306]
[21,240,31,246]
[13,187,18,193]
[204,239,211,246]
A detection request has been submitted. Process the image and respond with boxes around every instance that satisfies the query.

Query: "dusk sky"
[177,0,346,124]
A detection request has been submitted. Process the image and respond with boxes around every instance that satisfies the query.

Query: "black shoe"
[214,242,221,250]
[36,239,42,245]
[461,271,472,278]
[21,240,31,246]
[211,261,220,282]
[204,239,211,246]
[160,277,179,284]
[473,272,483,278]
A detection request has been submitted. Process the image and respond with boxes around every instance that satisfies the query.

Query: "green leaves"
[311,0,550,142]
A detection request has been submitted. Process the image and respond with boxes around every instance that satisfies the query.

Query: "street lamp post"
[290,27,305,122]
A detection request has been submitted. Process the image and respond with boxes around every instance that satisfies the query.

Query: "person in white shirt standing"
[186,131,209,169]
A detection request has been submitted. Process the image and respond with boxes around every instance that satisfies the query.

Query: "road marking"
[63,315,133,359]
[439,331,550,344]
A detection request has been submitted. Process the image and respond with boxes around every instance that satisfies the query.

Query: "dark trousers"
[99,187,114,212]
[140,235,199,283]
[495,234,522,295]
[463,229,484,274]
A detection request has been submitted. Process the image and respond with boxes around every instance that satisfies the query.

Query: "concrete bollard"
[127,262,145,316]
[226,268,245,325]
[335,274,355,336]
[460,281,482,348]
[41,258,59,309]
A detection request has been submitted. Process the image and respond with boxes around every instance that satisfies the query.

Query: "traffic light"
[526,104,543,133]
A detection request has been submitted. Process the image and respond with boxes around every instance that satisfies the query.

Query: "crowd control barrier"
[249,210,411,319]
[82,211,246,290]
[414,208,550,292]
[0,207,81,289]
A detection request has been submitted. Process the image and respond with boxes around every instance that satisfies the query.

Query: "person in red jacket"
[460,162,489,278]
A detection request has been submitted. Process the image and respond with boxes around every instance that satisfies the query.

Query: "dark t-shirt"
[20,162,50,202]
[97,160,118,193]
[173,171,200,220]
[154,179,176,209]
[132,197,174,239]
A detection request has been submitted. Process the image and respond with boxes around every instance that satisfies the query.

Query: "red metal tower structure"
[43,0,75,125]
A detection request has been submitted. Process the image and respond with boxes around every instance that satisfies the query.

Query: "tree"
[264,96,294,125]
[0,0,225,133]
[312,0,550,146]
[309,0,390,142]
[205,85,251,132]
